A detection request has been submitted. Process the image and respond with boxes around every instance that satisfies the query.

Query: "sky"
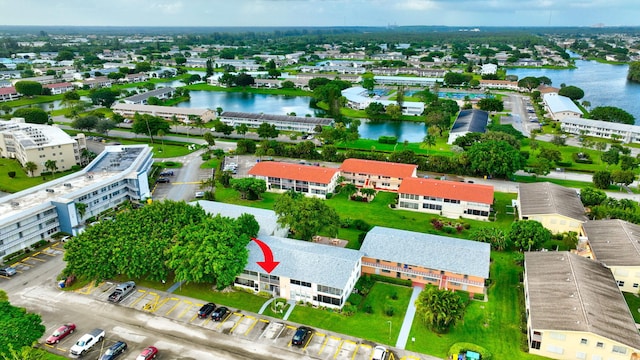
[1,0,639,28]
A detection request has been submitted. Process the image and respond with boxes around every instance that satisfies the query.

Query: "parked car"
[0,267,17,277]
[136,346,158,360]
[372,346,389,360]
[211,306,229,321]
[291,326,313,346]
[156,177,170,183]
[160,170,174,176]
[100,341,127,360]
[194,191,205,199]
[46,323,76,344]
[197,302,216,318]
[108,281,136,303]
[69,328,105,357]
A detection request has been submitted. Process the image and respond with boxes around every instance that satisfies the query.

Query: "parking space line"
[333,339,345,359]
[177,300,194,319]
[26,255,46,262]
[129,289,148,307]
[303,333,314,350]
[243,316,258,336]
[142,292,161,312]
[317,333,329,354]
[189,303,203,322]
[229,314,244,333]
[202,317,212,326]
[215,313,233,329]
[164,298,182,316]
[351,343,362,360]
[76,282,98,295]
[400,356,419,360]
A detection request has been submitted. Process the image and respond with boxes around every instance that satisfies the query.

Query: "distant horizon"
[1,1,639,28]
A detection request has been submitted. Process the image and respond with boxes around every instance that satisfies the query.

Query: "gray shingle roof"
[123,87,175,103]
[360,226,490,278]
[245,235,363,290]
[525,251,640,349]
[450,109,489,134]
[518,182,587,221]
[583,219,640,266]
[194,201,288,238]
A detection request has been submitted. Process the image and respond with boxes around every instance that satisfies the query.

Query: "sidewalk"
[396,286,422,350]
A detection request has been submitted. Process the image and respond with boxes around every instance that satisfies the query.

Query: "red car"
[136,346,158,360]
[45,323,76,344]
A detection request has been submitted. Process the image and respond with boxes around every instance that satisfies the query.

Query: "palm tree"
[75,202,87,222]
[157,129,166,153]
[341,183,358,200]
[24,161,37,177]
[422,134,436,154]
[360,187,376,201]
[44,159,58,176]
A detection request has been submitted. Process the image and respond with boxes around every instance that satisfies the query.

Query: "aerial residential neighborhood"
[1,7,640,360]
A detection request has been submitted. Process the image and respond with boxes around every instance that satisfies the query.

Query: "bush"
[390,291,398,300]
[164,161,176,167]
[201,153,211,161]
[71,165,82,171]
[473,293,485,301]
[325,193,333,199]
[352,219,371,231]
[368,274,412,287]
[347,293,363,306]
[363,303,373,313]
[7,171,16,178]
[378,136,398,144]
[443,225,456,234]
[384,305,395,317]
[341,304,357,316]
[572,152,593,164]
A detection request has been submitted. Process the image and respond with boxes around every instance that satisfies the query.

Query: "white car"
[372,346,388,360]
[195,191,205,198]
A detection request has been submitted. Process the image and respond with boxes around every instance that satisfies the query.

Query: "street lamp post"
[387,320,392,340]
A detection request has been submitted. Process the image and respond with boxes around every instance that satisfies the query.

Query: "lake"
[507,59,640,124]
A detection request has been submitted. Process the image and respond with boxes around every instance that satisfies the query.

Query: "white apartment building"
[111,103,216,123]
[0,118,87,176]
[219,112,333,133]
[560,117,640,143]
[0,145,153,257]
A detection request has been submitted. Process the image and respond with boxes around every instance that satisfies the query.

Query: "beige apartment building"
[0,118,86,176]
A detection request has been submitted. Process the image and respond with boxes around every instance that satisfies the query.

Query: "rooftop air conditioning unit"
[10,201,19,207]
[86,175,93,179]
[64,183,72,187]
[46,188,55,193]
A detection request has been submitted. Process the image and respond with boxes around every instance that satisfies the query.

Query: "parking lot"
[0,242,64,280]
[74,282,426,360]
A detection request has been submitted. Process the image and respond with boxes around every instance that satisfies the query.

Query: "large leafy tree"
[167,214,258,289]
[14,81,42,97]
[517,77,540,91]
[592,170,612,189]
[131,114,170,141]
[467,140,523,179]
[89,88,119,107]
[0,291,46,357]
[230,178,267,200]
[415,285,467,333]
[71,115,99,132]
[257,122,279,139]
[580,187,607,207]
[558,85,585,100]
[274,190,340,241]
[589,106,635,125]
[12,108,48,124]
[507,220,551,251]
[477,98,504,112]
[628,61,640,83]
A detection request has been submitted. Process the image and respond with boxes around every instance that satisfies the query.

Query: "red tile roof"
[248,161,339,184]
[0,87,17,95]
[339,159,417,179]
[44,82,73,88]
[398,178,494,204]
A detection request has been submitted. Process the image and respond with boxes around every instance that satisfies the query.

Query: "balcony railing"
[362,261,484,287]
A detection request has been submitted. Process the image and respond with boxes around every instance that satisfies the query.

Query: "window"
[546,345,564,354]
[596,342,604,348]
[617,280,625,287]
[580,338,587,345]
[612,345,627,354]
[576,352,586,360]
[634,283,639,289]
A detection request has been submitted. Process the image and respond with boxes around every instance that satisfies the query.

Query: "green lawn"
[406,252,547,360]
[288,282,413,346]
[0,158,75,193]
[173,283,267,313]
[336,138,453,157]
[623,292,640,323]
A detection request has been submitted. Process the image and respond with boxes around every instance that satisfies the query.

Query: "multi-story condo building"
[524,252,640,360]
[0,118,87,176]
[0,145,153,257]
[342,87,424,116]
[111,103,216,123]
[122,87,175,105]
[543,93,582,121]
[339,158,417,191]
[517,182,587,234]
[397,178,494,221]
[218,112,333,133]
[248,161,340,198]
[361,226,490,295]
[561,117,640,143]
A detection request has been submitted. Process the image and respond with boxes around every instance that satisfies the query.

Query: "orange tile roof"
[339,159,417,179]
[248,161,339,184]
[398,178,494,204]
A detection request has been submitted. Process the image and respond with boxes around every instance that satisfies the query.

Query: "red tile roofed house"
[43,82,75,95]
[339,159,417,191]
[248,161,340,198]
[398,178,494,221]
[0,87,20,102]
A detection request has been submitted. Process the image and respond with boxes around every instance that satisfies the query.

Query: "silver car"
[0,267,17,277]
